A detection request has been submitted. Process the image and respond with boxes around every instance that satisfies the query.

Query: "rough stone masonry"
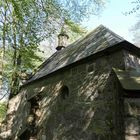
[0,25,140,140]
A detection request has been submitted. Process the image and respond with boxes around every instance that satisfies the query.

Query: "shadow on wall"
[36,69,121,140]
[1,50,126,139]
[125,98,140,139]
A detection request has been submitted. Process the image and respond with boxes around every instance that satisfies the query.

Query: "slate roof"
[26,25,128,84]
[114,68,140,90]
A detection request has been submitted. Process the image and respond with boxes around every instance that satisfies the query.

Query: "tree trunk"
[0,8,7,98]
[9,15,19,99]
[9,28,23,99]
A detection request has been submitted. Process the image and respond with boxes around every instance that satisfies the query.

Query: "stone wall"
[125,98,140,140]
[124,50,140,71]
[124,50,140,140]
[0,50,125,140]
[0,91,30,139]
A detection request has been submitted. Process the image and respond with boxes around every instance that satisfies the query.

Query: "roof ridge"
[102,25,125,41]
[67,25,124,49]
[66,24,106,48]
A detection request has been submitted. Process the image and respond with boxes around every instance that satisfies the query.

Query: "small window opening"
[60,86,69,100]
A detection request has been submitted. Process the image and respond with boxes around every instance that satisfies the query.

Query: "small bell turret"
[56,28,69,51]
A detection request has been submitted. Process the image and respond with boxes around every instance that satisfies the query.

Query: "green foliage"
[0,0,106,98]
[58,0,105,22]
[0,103,7,122]
[64,19,87,42]
[65,19,86,34]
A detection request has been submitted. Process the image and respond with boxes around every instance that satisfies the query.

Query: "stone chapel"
[0,25,140,140]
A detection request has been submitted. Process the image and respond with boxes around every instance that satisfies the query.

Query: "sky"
[82,0,140,43]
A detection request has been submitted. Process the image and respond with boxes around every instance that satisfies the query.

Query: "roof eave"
[122,40,140,56]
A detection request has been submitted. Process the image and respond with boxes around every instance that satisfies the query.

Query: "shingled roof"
[26,25,135,84]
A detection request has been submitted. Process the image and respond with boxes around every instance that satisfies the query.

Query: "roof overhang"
[113,68,140,98]
[113,68,140,91]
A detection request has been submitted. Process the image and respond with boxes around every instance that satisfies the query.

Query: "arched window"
[60,86,69,100]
